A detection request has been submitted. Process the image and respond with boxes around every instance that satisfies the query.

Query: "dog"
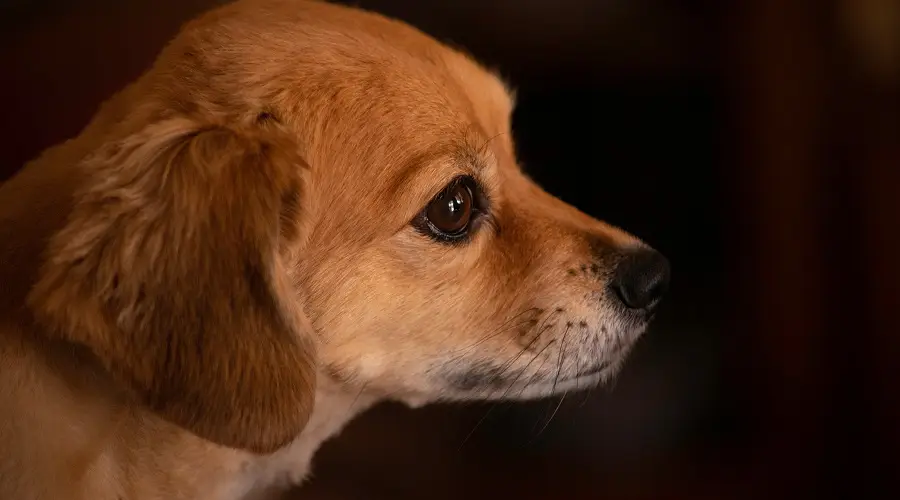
[0,1,671,498]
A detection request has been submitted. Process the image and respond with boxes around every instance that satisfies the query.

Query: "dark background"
[1,1,897,499]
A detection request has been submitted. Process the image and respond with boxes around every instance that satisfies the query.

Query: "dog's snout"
[610,249,670,312]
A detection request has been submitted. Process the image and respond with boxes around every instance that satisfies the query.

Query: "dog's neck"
[233,373,381,498]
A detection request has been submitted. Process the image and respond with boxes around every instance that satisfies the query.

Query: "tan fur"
[0,1,662,499]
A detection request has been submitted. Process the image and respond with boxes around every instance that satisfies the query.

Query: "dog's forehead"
[182,1,514,111]
[246,4,515,208]
[293,26,513,158]
[167,1,515,157]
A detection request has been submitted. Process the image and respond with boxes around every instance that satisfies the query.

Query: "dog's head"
[17,0,668,454]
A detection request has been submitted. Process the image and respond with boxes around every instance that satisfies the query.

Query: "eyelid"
[435,175,484,211]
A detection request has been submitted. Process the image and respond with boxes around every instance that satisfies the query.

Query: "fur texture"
[0,1,667,498]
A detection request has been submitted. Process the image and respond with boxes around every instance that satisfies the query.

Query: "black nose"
[610,249,670,312]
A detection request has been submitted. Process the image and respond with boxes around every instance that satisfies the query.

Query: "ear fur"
[27,117,316,454]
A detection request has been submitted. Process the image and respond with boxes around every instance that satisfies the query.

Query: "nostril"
[610,249,671,311]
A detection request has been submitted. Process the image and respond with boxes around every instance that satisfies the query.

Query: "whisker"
[437,307,540,364]
[515,342,556,399]
[458,339,552,450]
[577,340,603,407]
[505,308,561,391]
[578,386,595,408]
[530,392,568,443]
[443,306,551,388]
[431,323,534,376]
[575,355,583,394]
[458,402,501,450]
[460,334,557,449]
[533,306,563,339]
[551,324,572,393]
[508,339,560,404]
[530,399,555,434]
[493,335,540,378]
[348,381,370,412]
[446,307,539,349]
[497,339,555,400]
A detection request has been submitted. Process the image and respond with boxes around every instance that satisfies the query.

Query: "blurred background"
[1,0,897,499]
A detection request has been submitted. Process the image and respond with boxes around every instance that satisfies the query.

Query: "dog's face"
[20,0,668,454]
[259,4,672,404]
[305,133,670,404]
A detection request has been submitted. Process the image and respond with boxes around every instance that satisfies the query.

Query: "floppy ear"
[27,117,316,453]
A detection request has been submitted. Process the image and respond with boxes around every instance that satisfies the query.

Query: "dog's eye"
[415,176,482,242]
[427,181,473,235]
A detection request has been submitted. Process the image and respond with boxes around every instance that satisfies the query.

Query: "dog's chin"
[498,372,606,400]
[475,352,628,402]
[410,346,634,407]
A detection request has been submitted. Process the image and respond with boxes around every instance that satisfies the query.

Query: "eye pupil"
[426,182,473,235]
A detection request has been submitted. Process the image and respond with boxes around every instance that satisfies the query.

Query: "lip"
[571,361,610,379]
[561,344,632,383]
[549,372,604,393]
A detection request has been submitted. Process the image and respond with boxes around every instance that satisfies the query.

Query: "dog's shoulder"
[0,325,254,500]
[0,323,122,499]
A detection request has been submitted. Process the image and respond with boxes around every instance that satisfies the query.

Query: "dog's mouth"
[436,340,634,400]
[438,365,613,401]
[564,361,611,381]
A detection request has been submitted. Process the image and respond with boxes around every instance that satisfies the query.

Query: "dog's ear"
[27,118,315,453]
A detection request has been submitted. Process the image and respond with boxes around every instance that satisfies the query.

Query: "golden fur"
[0,1,667,498]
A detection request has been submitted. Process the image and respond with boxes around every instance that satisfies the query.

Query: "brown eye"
[426,181,473,236]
